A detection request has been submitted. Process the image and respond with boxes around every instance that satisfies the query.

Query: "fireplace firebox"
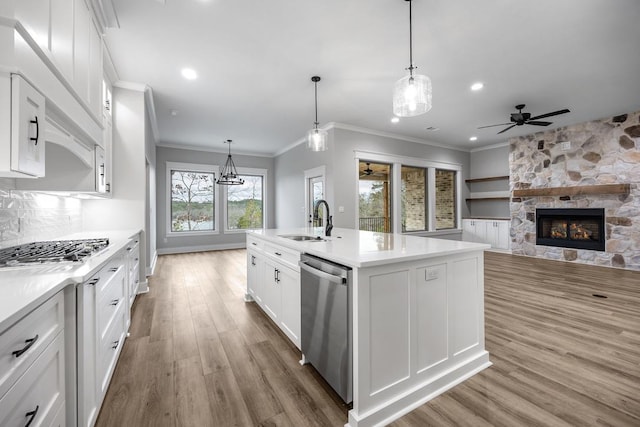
[536,208,605,251]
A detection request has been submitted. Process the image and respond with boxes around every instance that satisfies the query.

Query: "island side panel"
[348,250,491,427]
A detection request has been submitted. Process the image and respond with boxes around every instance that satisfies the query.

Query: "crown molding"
[469,141,509,153]
[330,122,471,153]
[156,142,273,158]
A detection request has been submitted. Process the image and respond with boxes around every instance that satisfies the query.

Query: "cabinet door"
[95,145,106,193]
[50,0,74,81]
[496,221,511,250]
[262,259,281,322]
[88,20,103,117]
[462,220,476,242]
[11,75,45,176]
[279,266,301,349]
[247,249,263,305]
[474,220,488,244]
[14,0,50,50]
[73,1,91,102]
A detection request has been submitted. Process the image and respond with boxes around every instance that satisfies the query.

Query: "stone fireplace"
[536,208,605,251]
[510,110,640,270]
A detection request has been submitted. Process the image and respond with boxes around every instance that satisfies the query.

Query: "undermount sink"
[279,234,326,242]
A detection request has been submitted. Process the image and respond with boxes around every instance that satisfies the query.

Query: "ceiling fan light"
[307,127,328,152]
[393,73,432,117]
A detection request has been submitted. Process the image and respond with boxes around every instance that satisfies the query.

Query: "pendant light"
[307,76,328,152]
[216,140,244,185]
[393,0,432,117]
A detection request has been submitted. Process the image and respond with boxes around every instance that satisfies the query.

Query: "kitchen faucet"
[313,199,333,237]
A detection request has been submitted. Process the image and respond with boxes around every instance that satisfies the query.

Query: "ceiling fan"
[359,162,387,178]
[478,104,570,134]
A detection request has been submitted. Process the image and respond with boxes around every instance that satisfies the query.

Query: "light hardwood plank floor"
[96,250,640,427]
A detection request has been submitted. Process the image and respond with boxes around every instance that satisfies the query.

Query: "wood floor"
[95,250,640,427]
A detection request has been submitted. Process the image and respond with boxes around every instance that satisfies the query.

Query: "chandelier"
[216,140,244,185]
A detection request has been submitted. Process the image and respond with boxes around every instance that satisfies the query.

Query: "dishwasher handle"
[299,260,348,285]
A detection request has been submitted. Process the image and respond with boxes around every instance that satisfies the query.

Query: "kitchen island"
[246,227,491,427]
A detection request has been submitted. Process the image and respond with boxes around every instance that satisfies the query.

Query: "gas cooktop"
[0,238,109,268]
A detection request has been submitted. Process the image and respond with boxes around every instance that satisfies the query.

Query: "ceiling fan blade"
[478,123,512,129]
[527,121,552,126]
[497,125,516,134]
[529,109,570,121]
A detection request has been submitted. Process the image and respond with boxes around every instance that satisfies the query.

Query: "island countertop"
[247,227,489,268]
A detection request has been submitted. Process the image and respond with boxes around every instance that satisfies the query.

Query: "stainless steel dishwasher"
[299,253,353,403]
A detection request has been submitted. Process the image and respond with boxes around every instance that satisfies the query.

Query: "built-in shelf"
[513,184,630,197]
[465,175,509,184]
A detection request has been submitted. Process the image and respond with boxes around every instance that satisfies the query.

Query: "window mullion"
[427,168,437,232]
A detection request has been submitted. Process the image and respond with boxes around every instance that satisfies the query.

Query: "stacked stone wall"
[510,110,640,270]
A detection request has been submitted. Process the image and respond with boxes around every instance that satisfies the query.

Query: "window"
[355,151,461,234]
[358,161,391,232]
[309,175,324,226]
[167,162,216,234]
[435,169,457,229]
[225,174,265,231]
[401,166,427,232]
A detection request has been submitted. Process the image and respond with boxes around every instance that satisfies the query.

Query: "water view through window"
[226,175,264,230]
[171,169,215,232]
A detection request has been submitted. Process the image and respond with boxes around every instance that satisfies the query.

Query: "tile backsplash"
[0,179,82,247]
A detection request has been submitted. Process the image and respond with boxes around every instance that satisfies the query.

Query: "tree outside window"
[226,175,264,230]
[171,170,215,232]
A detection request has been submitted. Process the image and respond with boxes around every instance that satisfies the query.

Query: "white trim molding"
[156,242,246,255]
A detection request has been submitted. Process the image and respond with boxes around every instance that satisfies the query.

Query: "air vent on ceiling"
[425,126,440,131]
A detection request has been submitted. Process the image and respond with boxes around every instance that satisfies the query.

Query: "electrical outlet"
[425,268,439,281]
[338,206,345,213]
[559,141,571,151]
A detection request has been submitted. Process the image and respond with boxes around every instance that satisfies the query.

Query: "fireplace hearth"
[536,208,605,251]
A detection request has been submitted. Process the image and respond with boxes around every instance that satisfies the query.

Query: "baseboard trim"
[146,250,158,276]
[156,242,246,255]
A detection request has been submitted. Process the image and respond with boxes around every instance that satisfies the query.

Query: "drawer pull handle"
[251,242,257,246]
[126,247,132,251]
[24,405,39,427]
[112,340,120,349]
[12,334,39,358]
[110,267,119,272]
[88,278,100,286]
[30,116,39,145]
[135,258,139,262]
[275,252,282,256]
[110,299,119,306]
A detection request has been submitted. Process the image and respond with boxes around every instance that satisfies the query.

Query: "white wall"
[468,144,510,219]
[274,126,471,230]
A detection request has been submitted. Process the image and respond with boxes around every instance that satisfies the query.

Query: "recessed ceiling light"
[181,68,197,80]
[470,82,484,91]
[170,109,178,116]
[391,117,400,123]
[469,136,478,141]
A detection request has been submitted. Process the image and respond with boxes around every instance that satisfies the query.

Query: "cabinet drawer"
[263,243,300,270]
[0,291,64,399]
[86,257,124,295]
[98,305,126,396]
[97,266,126,343]
[247,235,264,251]
[0,331,65,427]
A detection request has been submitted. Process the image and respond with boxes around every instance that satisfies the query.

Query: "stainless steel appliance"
[299,253,352,403]
[0,238,109,267]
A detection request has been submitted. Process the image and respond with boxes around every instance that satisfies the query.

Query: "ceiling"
[104,0,640,156]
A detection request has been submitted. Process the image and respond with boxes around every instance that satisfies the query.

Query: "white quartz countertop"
[0,229,140,333]
[247,227,490,268]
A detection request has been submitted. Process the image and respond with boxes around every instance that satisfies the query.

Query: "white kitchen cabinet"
[262,258,282,322]
[14,0,50,50]
[462,219,510,250]
[3,74,46,177]
[247,248,263,305]
[125,235,141,311]
[278,264,301,347]
[0,291,65,427]
[77,252,128,427]
[88,18,103,118]
[247,235,302,349]
[73,0,91,106]
[50,0,75,82]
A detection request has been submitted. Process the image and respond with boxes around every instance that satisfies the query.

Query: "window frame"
[166,161,219,237]
[354,151,462,234]
[221,167,268,234]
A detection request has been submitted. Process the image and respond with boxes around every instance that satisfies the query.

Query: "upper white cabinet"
[50,0,75,81]
[0,74,46,178]
[73,1,91,106]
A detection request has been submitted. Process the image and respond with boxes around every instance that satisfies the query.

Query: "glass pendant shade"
[393,73,432,117]
[307,127,328,152]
